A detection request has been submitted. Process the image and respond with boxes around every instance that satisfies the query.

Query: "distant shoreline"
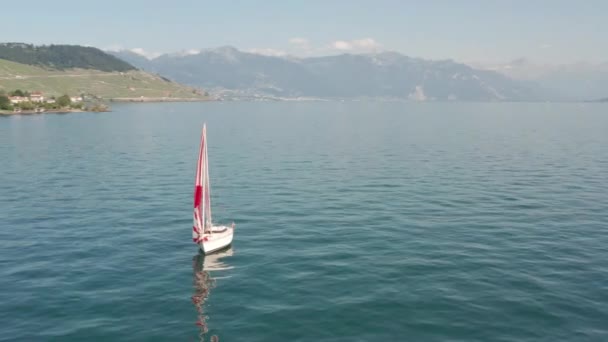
[108,97,213,103]
[0,108,103,115]
[0,97,217,115]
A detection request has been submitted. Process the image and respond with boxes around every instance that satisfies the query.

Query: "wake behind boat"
[192,124,234,254]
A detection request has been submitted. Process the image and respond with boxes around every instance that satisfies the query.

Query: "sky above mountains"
[1,0,606,65]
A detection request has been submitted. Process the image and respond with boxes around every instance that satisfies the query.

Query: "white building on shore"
[30,92,44,102]
[9,96,27,104]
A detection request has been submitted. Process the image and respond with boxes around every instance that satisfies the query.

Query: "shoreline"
[108,97,213,103]
[0,97,215,115]
[0,109,103,115]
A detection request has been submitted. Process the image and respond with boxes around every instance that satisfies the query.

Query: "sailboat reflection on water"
[192,247,234,341]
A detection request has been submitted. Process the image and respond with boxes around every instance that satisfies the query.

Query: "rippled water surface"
[1,102,607,341]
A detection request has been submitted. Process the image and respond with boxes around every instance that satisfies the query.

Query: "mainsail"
[193,124,212,243]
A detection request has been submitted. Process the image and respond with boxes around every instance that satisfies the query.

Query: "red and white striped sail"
[193,124,212,244]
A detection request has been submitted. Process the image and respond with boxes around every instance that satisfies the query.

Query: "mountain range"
[4,43,603,102]
[472,58,608,101]
[111,47,555,101]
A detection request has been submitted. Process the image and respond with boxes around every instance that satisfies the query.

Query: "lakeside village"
[0,90,109,114]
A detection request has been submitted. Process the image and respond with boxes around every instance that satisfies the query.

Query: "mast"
[201,125,207,233]
[204,125,212,230]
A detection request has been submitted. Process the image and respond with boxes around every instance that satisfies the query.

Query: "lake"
[1,101,607,341]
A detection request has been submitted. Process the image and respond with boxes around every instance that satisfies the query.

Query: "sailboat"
[192,124,234,254]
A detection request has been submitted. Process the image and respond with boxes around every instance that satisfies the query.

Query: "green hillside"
[0,59,209,100]
[0,43,135,72]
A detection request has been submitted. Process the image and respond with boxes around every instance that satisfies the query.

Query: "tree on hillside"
[57,94,71,107]
[0,43,136,72]
[10,89,25,97]
[44,101,58,110]
[0,95,12,110]
[18,101,35,110]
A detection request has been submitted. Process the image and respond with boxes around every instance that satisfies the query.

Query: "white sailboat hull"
[199,226,234,254]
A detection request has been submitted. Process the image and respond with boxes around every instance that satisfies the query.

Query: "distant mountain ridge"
[0,43,135,72]
[112,46,553,101]
[472,58,608,101]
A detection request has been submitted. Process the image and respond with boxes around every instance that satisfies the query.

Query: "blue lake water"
[1,102,607,341]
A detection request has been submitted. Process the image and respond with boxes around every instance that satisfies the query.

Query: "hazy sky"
[1,0,606,64]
